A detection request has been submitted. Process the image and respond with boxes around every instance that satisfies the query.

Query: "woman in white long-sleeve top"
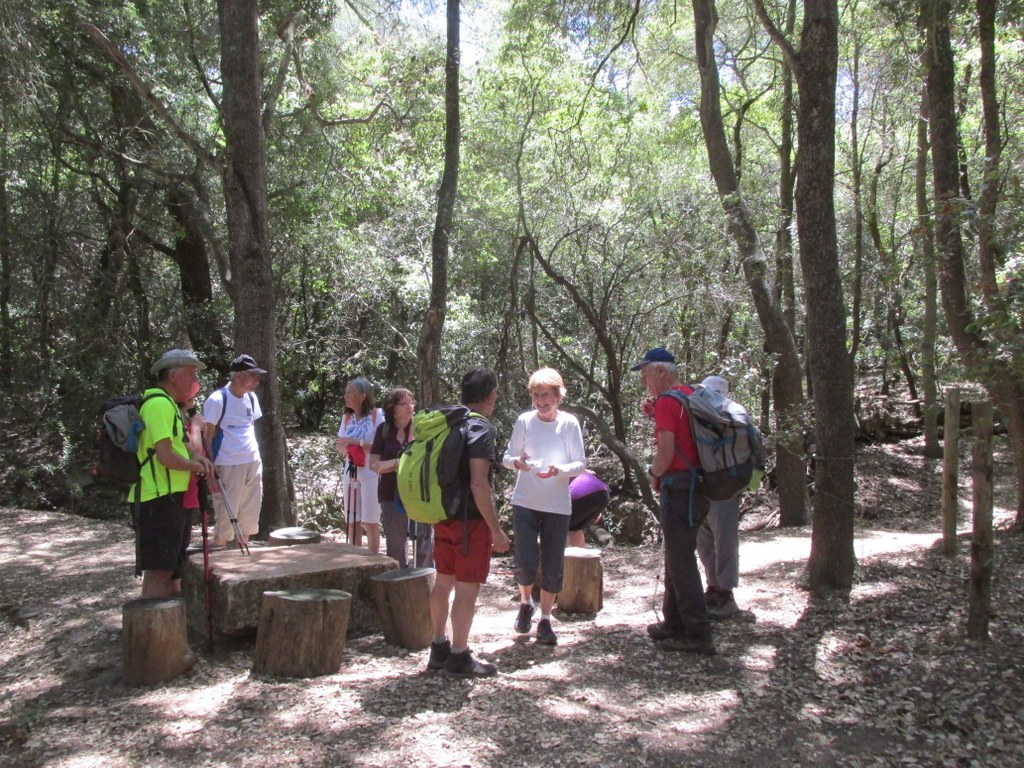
[502,368,586,645]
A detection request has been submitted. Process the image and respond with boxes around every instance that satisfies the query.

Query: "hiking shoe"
[514,602,536,634]
[536,618,557,645]
[704,587,724,609]
[442,649,498,679]
[646,622,675,641]
[660,636,717,656]
[427,640,451,671]
[708,594,740,620]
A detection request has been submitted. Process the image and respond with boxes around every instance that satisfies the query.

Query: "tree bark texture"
[122,597,197,686]
[0,100,13,386]
[371,567,434,650]
[418,0,460,407]
[252,589,351,677]
[559,547,604,614]
[166,184,229,372]
[774,0,798,335]
[926,0,1024,525]
[915,81,941,457]
[968,400,992,641]
[756,0,858,593]
[941,388,960,556]
[218,0,293,532]
[691,0,808,527]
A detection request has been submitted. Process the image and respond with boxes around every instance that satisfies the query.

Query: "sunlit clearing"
[739,643,777,672]
[815,630,872,682]
[851,579,902,601]
[658,690,739,733]
[514,659,574,681]
[51,752,131,768]
[799,701,828,727]
[540,696,591,720]
[141,678,236,720]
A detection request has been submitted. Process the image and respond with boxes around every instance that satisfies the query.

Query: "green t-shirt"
[129,388,189,502]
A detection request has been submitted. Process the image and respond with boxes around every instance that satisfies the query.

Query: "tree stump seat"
[268,527,322,546]
[122,597,197,686]
[558,547,603,614]
[252,589,351,678]
[371,567,435,650]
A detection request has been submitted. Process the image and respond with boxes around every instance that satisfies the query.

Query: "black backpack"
[93,391,177,492]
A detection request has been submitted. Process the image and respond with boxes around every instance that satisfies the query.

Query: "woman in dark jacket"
[369,388,432,568]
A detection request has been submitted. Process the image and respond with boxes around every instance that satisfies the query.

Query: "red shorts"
[433,519,493,584]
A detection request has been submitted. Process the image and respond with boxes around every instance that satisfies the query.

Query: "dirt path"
[2,496,1023,768]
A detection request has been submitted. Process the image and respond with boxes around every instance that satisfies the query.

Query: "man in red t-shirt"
[633,347,715,655]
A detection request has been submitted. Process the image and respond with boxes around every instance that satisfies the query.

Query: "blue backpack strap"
[210,386,230,461]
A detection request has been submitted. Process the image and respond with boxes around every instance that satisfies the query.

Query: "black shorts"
[569,489,610,532]
[135,492,190,578]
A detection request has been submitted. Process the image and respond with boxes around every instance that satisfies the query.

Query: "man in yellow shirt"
[133,349,215,598]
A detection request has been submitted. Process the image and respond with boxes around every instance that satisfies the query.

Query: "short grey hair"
[649,361,677,377]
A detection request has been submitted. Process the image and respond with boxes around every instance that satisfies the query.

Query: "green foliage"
[290,433,344,531]
[2,0,1023,512]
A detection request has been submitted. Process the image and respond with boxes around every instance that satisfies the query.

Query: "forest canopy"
[1,0,1022,553]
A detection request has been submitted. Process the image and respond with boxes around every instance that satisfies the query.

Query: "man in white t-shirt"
[203,354,265,546]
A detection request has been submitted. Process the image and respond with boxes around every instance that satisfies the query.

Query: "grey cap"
[151,348,207,375]
[701,375,729,396]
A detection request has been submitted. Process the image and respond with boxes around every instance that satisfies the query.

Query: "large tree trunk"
[0,97,9,387]
[797,0,856,596]
[774,0,797,334]
[218,0,293,533]
[165,184,229,370]
[915,83,941,457]
[691,0,807,526]
[417,0,460,407]
[926,0,1024,525]
[848,33,864,371]
[757,0,857,594]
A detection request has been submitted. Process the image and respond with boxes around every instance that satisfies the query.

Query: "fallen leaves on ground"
[1,438,1022,767]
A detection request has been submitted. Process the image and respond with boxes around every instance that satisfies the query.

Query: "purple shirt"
[569,471,609,500]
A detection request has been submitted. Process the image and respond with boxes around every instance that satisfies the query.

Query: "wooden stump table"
[252,589,351,678]
[122,597,197,686]
[371,567,435,650]
[558,547,603,614]
[180,542,395,640]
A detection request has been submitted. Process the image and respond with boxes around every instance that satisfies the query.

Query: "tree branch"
[263,11,306,136]
[750,0,800,76]
[78,23,219,168]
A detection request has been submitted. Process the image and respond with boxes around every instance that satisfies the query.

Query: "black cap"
[629,347,676,371]
[229,354,267,374]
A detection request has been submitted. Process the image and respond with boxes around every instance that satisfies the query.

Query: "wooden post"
[967,400,993,641]
[268,527,322,546]
[941,388,961,556]
[371,567,434,650]
[559,547,603,614]
[252,589,351,678]
[122,597,197,686]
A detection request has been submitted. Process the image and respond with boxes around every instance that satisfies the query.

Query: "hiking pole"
[212,471,250,556]
[346,460,360,546]
[196,475,216,652]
